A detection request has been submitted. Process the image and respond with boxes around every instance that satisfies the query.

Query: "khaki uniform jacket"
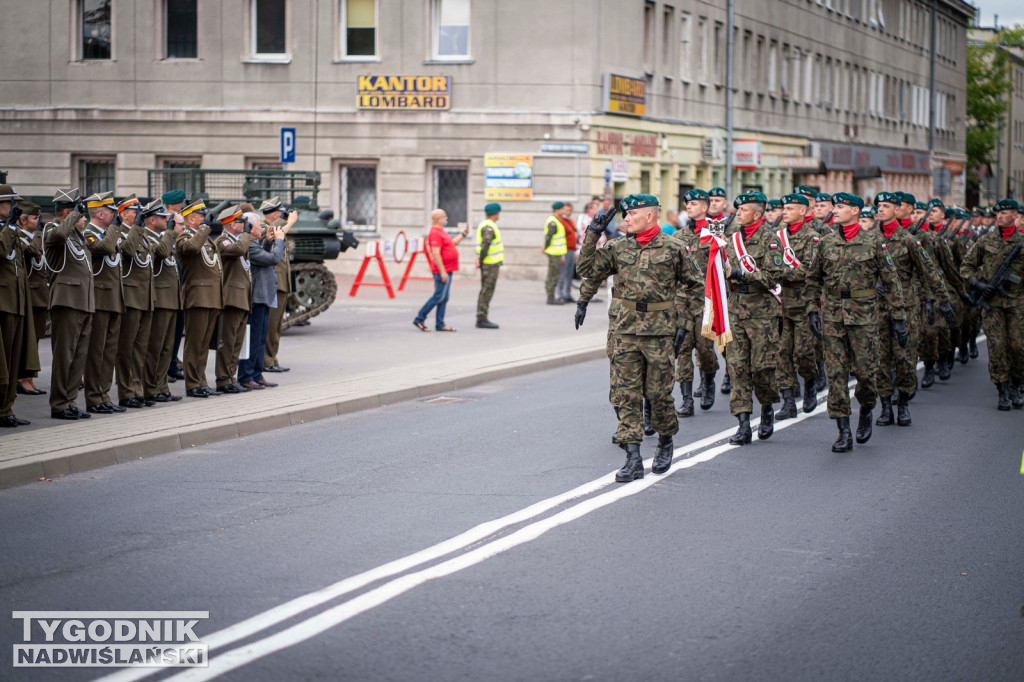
[146,228,181,311]
[0,222,28,316]
[960,229,1024,309]
[177,225,223,310]
[20,230,48,308]
[267,220,292,294]
[216,232,254,311]
[84,222,132,313]
[118,224,155,312]
[43,211,95,313]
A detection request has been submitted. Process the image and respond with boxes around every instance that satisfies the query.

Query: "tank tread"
[282,262,337,330]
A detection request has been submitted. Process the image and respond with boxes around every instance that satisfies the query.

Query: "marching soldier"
[794,185,829,391]
[178,197,223,398]
[774,193,822,418]
[872,192,951,427]
[214,205,255,394]
[577,194,696,481]
[813,192,836,231]
[707,187,734,394]
[16,200,48,396]
[912,201,928,226]
[474,202,503,329]
[261,197,296,370]
[543,202,568,305]
[114,194,155,409]
[764,199,783,227]
[720,192,785,444]
[805,193,906,452]
[141,199,183,403]
[0,185,39,427]
[917,199,955,386]
[960,198,1024,410]
[794,186,822,232]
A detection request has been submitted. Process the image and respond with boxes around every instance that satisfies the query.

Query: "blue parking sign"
[280,127,296,164]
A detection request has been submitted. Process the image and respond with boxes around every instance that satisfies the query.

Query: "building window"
[339,164,378,230]
[768,41,778,94]
[157,157,203,198]
[342,0,377,58]
[81,0,111,60]
[432,0,470,59]
[641,1,654,73]
[678,13,691,81]
[252,0,287,56]
[77,157,116,196]
[662,6,674,73]
[166,0,198,59]
[713,21,723,84]
[432,166,467,228]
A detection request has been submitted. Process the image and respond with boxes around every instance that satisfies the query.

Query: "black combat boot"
[758,403,775,440]
[721,372,732,394]
[729,413,752,445]
[693,381,703,398]
[815,361,828,393]
[921,361,936,388]
[969,338,979,359]
[652,435,674,474]
[615,443,644,482]
[700,371,716,410]
[997,382,1012,411]
[803,376,818,413]
[642,399,655,436]
[1012,380,1024,410]
[677,382,694,418]
[793,372,802,399]
[855,408,873,444]
[958,339,970,365]
[832,417,853,452]
[875,397,894,426]
[896,391,912,426]
[938,352,951,381]
[776,389,798,420]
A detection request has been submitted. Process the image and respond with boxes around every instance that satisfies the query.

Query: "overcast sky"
[972,1,1024,29]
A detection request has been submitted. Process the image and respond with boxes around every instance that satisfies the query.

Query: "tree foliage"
[966,38,1010,185]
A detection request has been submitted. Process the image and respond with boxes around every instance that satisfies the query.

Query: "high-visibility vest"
[475,219,504,264]
[544,216,567,256]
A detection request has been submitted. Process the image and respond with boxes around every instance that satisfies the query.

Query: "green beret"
[815,192,833,203]
[861,205,877,218]
[682,188,709,203]
[914,201,928,210]
[832,192,864,209]
[927,198,945,211]
[708,187,727,198]
[896,191,916,205]
[993,198,1020,212]
[161,189,186,205]
[781,193,809,207]
[767,199,781,210]
[944,207,955,218]
[619,194,661,214]
[957,208,971,219]
[551,201,565,211]
[16,199,40,216]
[874,191,902,206]
[794,185,817,198]
[733,191,767,208]
[484,202,501,215]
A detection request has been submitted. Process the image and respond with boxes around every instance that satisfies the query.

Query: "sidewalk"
[0,271,609,489]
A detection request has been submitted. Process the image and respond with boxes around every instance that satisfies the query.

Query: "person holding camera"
[178,199,224,398]
[413,209,468,332]
[259,197,296,372]
[237,217,287,390]
[214,206,256,394]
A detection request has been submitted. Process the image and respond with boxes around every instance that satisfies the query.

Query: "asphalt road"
[1,344,1022,681]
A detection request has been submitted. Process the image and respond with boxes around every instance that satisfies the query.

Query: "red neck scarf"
[803,214,815,225]
[826,215,835,226]
[1001,225,1017,240]
[841,222,860,242]
[743,218,765,241]
[787,221,803,235]
[708,213,724,222]
[635,225,661,246]
[881,220,899,238]
[900,218,912,229]
[692,217,707,235]
[927,221,943,232]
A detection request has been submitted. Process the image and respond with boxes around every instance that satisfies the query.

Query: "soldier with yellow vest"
[543,202,568,304]
[474,202,503,329]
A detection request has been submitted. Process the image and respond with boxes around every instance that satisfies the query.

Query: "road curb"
[1,344,605,490]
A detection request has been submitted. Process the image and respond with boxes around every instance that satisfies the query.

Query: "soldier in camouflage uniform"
[474,203,503,329]
[720,192,785,445]
[794,185,829,392]
[577,194,697,482]
[960,198,1024,410]
[813,192,836,232]
[706,187,734,395]
[672,189,721,416]
[872,192,952,427]
[917,199,963,386]
[805,193,907,452]
[774,193,822,419]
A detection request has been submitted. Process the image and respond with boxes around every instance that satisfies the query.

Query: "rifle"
[967,240,1023,311]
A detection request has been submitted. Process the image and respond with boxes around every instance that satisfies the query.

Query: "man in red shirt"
[555,203,578,302]
[413,209,469,331]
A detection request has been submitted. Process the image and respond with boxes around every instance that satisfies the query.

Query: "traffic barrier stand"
[348,240,395,298]
[398,236,435,291]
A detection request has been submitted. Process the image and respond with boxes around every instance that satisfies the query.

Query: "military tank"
[283,208,358,329]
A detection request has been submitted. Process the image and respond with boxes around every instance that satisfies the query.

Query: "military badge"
[773,254,782,265]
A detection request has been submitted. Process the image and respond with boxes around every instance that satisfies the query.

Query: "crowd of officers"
[0,184,296,427]
[575,186,1024,483]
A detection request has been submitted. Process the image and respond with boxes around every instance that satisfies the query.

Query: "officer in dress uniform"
[140,199,183,403]
[43,190,95,419]
[214,205,255,394]
[114,194,156,409]
[0,185,39,427]
[577,194,697,482]
[164,189,188,383]
[177,196,223,398]
[474,202,503,329]
[260,197,296,370]
[16,200,48,396]
[805,193,907,452]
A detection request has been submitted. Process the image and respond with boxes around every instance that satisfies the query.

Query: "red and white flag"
[731,231,783,305]
[776,227,802,268]
[700,226,732,351]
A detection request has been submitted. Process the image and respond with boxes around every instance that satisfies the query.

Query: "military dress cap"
[733,191,767,208]
[0,184,20,201]
[874,191,903,206]
[861,205,877,218]
[551,201,565,211]
[708,187,727,198]
[927,198,945,211]
[260,196,286,213]
[161,189,187,205]
[483,202,501,215]
[971,207,982,216]
[896,191,916,205]
[993,198,1020,212]
[181,198,208,217]
[218,204,244,224]
[983,206,995,217]
[682,188,710,203]
[781,193,809,206]
[116,193,141,213]
[794,185,817,198]
[53,187,80,208]
[767,199,781,210]
[915,201,928,211]
[619,194,660,213]
[16,199,40,216]
[832,192,864,209]
[815,192,834,203]
[85,191,116,210]
[140,200,171,219]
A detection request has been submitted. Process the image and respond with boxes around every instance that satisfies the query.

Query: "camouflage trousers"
[919,301,944,362]
[545,255,562,299]
[877,301,920,396]
[823,320,878,418]
[981,305,1024,384]
[725,316,781,416]
[608,333,678,444]
[476,263,500,321]
[673,308,720,383]
[776,307,818,391]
